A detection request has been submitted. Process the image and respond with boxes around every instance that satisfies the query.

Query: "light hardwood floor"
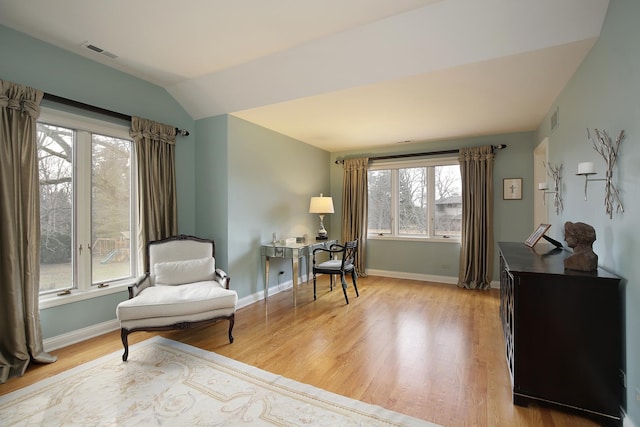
[1,276,601,426]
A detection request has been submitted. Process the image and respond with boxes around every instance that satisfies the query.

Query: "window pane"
[398,167,427,235]
[434,164,462,237]
[367,169,392,234]
[38,123,74,294]
[91,134,132,284]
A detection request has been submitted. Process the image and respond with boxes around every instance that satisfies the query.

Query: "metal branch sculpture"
[587,128,625,219]
[544,162,563,215]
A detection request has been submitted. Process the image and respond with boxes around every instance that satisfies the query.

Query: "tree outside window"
[367,159,461,239]
[37,113,136,295]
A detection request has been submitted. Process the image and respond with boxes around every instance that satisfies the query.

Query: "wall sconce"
[578,129,625,219]
[538,162,563,215]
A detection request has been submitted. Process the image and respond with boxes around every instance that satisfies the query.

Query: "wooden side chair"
[312,239,359,304]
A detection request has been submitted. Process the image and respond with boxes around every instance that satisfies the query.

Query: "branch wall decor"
[582,128,625,219]
[543,162,563,215]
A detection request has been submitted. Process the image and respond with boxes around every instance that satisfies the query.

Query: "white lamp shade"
[577,162,596,174]
[309,194,334,214]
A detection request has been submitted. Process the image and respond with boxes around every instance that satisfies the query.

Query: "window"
[367,158,462,240]
[38,109,137,295]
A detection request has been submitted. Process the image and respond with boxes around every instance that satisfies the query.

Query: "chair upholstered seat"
[115,235,236,361]
[317,259,353,271]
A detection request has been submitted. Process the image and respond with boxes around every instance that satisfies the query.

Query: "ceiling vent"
[82,42,118,59]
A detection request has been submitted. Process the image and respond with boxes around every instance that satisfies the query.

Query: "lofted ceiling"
[0,0,609,152]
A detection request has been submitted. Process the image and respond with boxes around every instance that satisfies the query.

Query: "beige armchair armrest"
[215,268,231,289]
[127,273,151,299]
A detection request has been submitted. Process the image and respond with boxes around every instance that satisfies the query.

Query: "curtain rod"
[42,93,190,136]
[334,144,506,164]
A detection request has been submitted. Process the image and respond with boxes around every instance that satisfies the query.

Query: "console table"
[498,242,623,426]
[261,240,337,306]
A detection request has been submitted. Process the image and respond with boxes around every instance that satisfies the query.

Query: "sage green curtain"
[341,158,368,277]
[458,146,495,289]
[0,80,57,384]
[129,117,178,271]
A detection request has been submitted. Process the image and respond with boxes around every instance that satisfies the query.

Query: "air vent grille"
[82,42,118,59]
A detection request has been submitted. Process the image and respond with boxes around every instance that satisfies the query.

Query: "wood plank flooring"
[1,275,601,426]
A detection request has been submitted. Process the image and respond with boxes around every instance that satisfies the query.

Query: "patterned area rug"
[0,337,439,426]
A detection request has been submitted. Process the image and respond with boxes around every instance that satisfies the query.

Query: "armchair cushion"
[154,257,215,285]
[117,280,237,324]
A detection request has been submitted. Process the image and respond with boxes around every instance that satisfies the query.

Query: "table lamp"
[309,193,334,240]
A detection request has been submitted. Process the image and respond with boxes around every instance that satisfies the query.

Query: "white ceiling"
[0,0,609,152]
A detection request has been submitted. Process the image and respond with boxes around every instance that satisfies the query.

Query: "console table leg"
[292,257,299,306]
[263,256,270,301]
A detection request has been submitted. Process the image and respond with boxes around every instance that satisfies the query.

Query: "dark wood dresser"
[498,242,623,425]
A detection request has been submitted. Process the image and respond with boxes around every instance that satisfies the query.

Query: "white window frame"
[38,107,139,308]
[367,156,461,243]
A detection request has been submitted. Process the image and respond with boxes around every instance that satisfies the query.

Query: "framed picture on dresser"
[524,223,551,247]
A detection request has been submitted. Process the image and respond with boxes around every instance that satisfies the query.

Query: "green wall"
[194,115,331,299]
[330,132,537,281]
[535,0,639,421]
[0,24,196,337]
[195,115,229,269]
[0,22,331,335]
[0,25,197,234]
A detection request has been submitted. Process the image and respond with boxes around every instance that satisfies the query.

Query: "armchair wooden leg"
[121,328,130,362]
[228,314,235,343]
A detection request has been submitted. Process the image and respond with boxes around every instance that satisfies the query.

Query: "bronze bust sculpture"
[563,221,598,272]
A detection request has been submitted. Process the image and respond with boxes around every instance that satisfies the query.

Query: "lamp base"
[316,215,329,241]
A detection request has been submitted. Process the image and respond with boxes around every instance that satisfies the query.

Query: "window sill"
[368,235,461,244]
[39,281,133,309]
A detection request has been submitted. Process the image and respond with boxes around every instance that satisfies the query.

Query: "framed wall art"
[503,178,522,200]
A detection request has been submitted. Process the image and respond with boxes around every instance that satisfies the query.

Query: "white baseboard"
[366,269,458,285]
[237,279,297,308]
[365,269,500,289]
[44,319,120,352]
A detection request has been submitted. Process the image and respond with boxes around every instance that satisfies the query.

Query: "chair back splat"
[312,239,359,304]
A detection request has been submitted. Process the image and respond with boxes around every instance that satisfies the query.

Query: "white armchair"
[116,235,237,361]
